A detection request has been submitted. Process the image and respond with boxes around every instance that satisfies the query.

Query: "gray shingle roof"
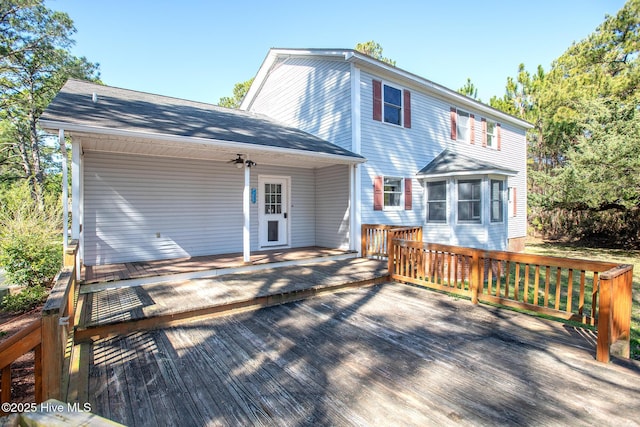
[40,79,364,161]
[417,148,517,176]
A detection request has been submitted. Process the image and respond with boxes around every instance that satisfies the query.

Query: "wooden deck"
[81,246,355,284]
[70,280,640,426]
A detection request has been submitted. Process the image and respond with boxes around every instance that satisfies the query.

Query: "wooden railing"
[388,239,633,363]
[0,319,42,410]
[361,224,423,259]
[41,240,78,401]
[0,240,79,407]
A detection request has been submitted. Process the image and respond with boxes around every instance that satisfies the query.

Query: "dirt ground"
[0,307,43,404]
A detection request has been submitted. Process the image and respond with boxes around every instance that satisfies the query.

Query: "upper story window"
[383,84,402,126]
[458,179,481,223]
[491,180,504,222]
[486,120,499,149]
[427,181,447,223]
[482,118,502,150]
[450,107,474,143]
[373,80,411,128]
[456,110,470,143]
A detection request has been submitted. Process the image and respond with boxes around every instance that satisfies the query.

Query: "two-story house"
[241,48,532,252]
[40,48,531,268]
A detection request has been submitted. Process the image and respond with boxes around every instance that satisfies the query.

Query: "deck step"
[74,258,388,343]
[80,252,359,294]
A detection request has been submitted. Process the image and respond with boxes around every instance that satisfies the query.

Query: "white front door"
[259,176,289,247]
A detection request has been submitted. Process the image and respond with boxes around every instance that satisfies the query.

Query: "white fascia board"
[416,169,518,179]
[39,120,366,165]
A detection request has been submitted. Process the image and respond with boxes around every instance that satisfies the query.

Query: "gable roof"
[241,48,533,130]
[416,148,517,178]
[40,79,364,163]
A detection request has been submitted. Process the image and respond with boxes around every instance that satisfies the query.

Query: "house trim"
[39,120,366,166]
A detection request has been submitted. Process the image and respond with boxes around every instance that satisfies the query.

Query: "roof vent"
[92,92,98,103]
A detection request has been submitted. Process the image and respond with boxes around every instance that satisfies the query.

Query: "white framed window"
[486,120,498,149]
[491,180,504,222]
[383,84,402,126]
[384,176,403,209]
[456,109,470,143]
[427,181,447,223]
[458,179,481,223]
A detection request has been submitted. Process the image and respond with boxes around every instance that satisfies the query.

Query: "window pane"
[384,177,401,191]
[458,182,471,200]
[428,181,446,200]
[384,85,401,105]
[491,180,503,222]
[458,201,471,221]
[385,192,401,207]
[472,182,481,199]
[384,105,401,125]
[428,201,446,222]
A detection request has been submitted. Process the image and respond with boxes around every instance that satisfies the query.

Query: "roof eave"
[39,119,366,164]
[416,169,518,179]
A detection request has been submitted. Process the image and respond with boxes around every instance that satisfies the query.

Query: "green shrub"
[0,182,62,288]
[1,285,48,313]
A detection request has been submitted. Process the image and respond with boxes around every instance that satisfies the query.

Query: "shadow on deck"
[69,279,640,426]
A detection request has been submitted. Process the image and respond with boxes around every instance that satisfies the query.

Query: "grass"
[525,238,640,360]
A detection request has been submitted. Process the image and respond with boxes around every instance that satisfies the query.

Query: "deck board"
[80,283,640,426]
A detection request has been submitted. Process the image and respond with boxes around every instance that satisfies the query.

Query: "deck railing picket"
[386,238,632,363]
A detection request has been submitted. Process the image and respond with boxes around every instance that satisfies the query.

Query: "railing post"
[471,250,480,304]
[596,274,612,363]
[387,232,395,280]
[41,309,62,400]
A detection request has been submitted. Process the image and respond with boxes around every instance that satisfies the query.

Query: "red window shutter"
[373,176,383,210]
[497,123,502,150]
[450,107,457,140]
[512,187,517,216]
[373,80,382,122]
[404,178,412,210]
[403,90,411,128]
[481,118,487,147]
[470,114,475,144]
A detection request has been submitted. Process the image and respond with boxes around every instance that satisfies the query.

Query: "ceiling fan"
[228,154,245,168]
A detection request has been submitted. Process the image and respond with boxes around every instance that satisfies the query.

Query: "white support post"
[59,129,68,249]
[243,161,251,263]
[71,139,81,240]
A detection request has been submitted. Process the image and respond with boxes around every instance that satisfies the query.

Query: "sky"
[45,0,627,105]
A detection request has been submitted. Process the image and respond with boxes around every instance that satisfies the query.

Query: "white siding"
[359,72,446,227]
[252,164,317,249]
[358,70,526,250]
[248,57,353,151]
[315,165,350,249]
[83,151,326,265]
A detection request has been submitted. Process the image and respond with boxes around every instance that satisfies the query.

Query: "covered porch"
[39,79,366,270]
